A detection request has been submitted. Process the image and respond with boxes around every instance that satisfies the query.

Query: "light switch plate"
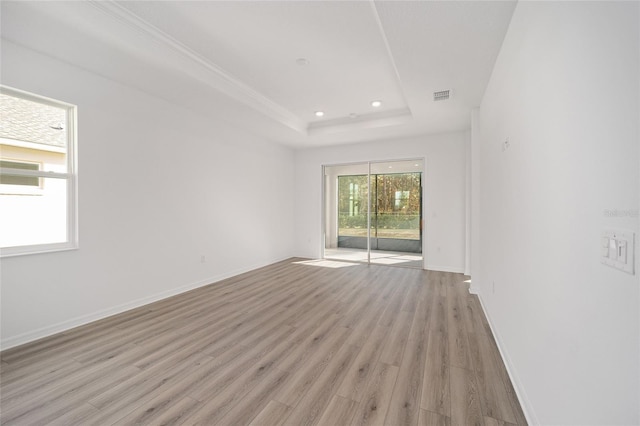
[601,230,635,274]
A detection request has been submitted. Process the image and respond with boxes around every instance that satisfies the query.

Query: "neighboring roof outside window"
[0,93,67,148]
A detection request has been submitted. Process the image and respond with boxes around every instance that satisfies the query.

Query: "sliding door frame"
[321,157,426,269]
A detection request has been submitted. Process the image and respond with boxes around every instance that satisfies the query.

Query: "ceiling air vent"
[433,90,450,101]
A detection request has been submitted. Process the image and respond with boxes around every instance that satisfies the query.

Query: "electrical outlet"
[200,255,206,263]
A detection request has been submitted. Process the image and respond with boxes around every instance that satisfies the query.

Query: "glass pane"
[0,92,68,173]
[338,175,369,238]
[324,163,369,264]
[0,160,40,186]
[0,177,68,248]
[369,160,423,268]
[373,173,421,240]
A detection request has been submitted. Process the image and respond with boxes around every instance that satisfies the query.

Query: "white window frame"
[0,85,78,257]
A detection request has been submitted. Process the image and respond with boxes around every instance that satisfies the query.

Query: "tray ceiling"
[1,1,517,147]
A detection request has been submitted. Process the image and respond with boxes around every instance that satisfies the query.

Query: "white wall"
[294,132,468,273]
[474,2,639,424]
[0,41,295,349]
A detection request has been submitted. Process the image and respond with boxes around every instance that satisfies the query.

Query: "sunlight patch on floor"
[325,248,423,269]
[293,259,359,269]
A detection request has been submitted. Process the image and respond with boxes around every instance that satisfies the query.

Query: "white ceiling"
[0,1,516,148]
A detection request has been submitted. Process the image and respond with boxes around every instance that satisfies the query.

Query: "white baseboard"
[425,264,465,274]
[0,256,292,351]
[473,291,539,426]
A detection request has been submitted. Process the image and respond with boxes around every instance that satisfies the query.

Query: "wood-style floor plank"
[421,328,450,416]
[418,409,451,426]
[337,325,390,402]
[46,403,100,426]
[350,362,399,426]
[378,311,413,366]
[0,258,526,426]
[484,416,518,426]
[82,352,214,424]
[316,394,358,426]
[216,368,290,426]
[279,341,360,426]
[249,400,291,426]
[447,285,474,370]
[273,322,350,407]
[3,364,140,425]
[468,331,518,424]
[450,366,484,426]
[384,298,430,426]
[485,333,529,426]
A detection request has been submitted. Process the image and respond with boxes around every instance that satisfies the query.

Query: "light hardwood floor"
[0,258,527,426]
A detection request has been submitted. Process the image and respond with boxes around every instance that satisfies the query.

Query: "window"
[0,86,78,256]
[0,160,41,187]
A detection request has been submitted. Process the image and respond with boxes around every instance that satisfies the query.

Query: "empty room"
[0,1,638,425]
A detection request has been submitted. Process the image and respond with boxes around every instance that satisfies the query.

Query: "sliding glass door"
[323,159,423,268]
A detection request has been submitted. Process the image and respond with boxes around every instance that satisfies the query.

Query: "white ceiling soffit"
[0,1,516,147]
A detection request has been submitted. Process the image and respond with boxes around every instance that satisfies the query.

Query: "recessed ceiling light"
[371,100,382,108]
[388,166,393,169]
[315,111,324,117]
[414,163,419,167]
[296,58,309,66]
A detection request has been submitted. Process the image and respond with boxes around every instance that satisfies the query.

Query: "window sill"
[1,242,78,258]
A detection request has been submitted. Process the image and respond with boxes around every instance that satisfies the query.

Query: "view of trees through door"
[337,173,421,250]
[324,159,424,268]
